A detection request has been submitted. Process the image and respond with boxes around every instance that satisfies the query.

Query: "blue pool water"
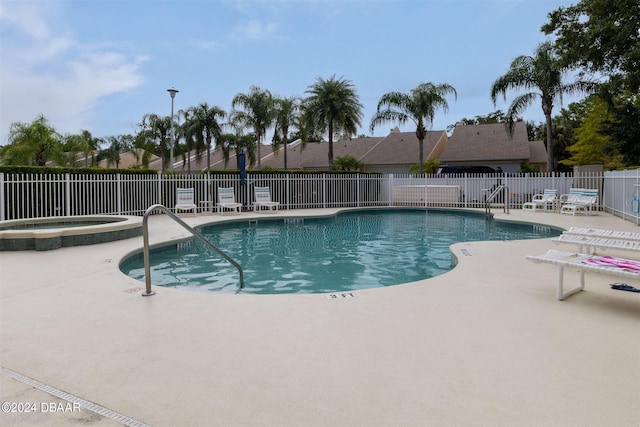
[120,209,561,294]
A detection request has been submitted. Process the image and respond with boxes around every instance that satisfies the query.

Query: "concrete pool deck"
[1,208,638,427]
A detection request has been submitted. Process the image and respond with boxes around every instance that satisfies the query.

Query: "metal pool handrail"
[484,185,510,217]
[141,204,244,296]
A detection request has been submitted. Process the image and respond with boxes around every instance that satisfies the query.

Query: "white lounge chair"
[559,188,598,215]
[253,187,280,213]
[217,187,242,215]
[522,189,557,212]
[526,249,640,300]
[564,227,640,241]
[552,233,640,254]
[175,188,197,216]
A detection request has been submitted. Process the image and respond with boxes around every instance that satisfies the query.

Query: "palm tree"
[231,86,276,169]
[72,129,101,167]
[99,134,134,168]
[370,82,457,174]
[333,155,362,171]
[272,96,300,170]
[217,132,256,168]
[57,133,91,167]
[141,113,172,171]
[303,75,363,167]
[490,41,598,172]
[182,102,226,172]
[1,115,62,166]
[132,129,155,169]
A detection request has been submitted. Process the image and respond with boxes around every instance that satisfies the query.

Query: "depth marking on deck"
[459,248,472,256]
[1,367,152,427]
[326,292,356,299]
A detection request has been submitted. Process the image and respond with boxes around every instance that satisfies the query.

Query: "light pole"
[167,88,179,171]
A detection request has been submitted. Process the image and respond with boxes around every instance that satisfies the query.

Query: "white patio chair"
[253,187,280,213]
[522,189,557,212]
[217,187,242,215]
[175,188,197,216]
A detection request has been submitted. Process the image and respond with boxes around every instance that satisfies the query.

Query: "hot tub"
[0,215,143,251]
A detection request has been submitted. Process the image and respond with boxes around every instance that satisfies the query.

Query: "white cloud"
[0,0,53,39]
[231,19,279,42]
[188,38,226,51]
[0,1,145,143]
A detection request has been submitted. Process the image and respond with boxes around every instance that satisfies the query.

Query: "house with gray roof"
[138,121,546,173]
[438,122,547,173]
[256,122,545,173]
[258,128,448,173]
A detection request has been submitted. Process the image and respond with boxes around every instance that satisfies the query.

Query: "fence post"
[157,171,163,206]
[117,173,123,214]
[463,174,468,208]
[65,173,71,216]
[0,173,4,221]
[286,174,290,209]
[322,173,327,208]
[206,173,211,206]
[423,174,427,207]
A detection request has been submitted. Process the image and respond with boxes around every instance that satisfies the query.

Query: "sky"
[0,0,581,146]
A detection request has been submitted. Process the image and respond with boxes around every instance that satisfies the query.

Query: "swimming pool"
[120,209,562,294]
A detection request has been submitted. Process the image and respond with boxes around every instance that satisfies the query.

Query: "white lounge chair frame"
[253,187,280,213]
[552,228,640,254]
[175,188,197,217]
[522,189,557,212]
[526,249,640,300]
[559,188,598,216]
[217,187,242,215]
[564,227,640,241]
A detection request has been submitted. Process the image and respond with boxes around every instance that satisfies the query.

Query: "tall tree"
[370,82,457,174]
[73,129,101,167]
[231,86,275,169]
[182,102,226,172]
[549,112,576,172]
[132,129,156,169]
[0,115,61,166]
[303,75,363,167]
[56,133,92,167]
[217,133,256,168]
[542,0,640,92]
[99,134,134,168]
[272,96,300,170]
[601,93,640,167]
[141,113,172,171]
[490,41,598,172]
[561,96,617,167]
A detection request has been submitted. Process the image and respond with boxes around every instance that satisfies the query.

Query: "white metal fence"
[1,170,638,226]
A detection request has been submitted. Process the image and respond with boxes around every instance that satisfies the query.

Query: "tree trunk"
[328,122,334,167]
[418,139,424,174]
[257,131,262,169]
[545,113,553,172]
[283,137,288,170]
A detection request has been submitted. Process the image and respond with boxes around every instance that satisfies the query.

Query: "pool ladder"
[484,185,510,217]
[141,204,244,296]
